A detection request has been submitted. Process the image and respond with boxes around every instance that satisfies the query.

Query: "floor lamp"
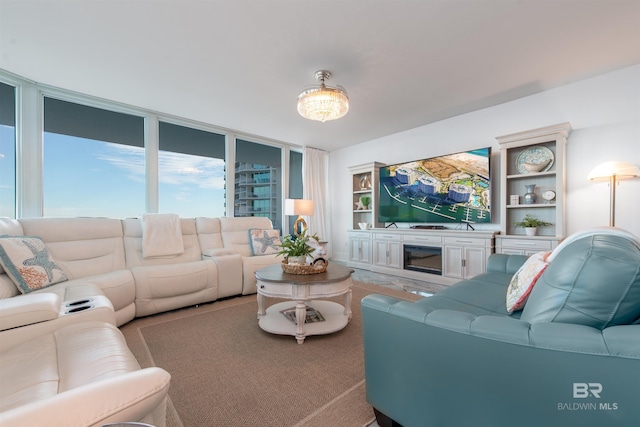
[285,199,314,236]
[587,161,640,227]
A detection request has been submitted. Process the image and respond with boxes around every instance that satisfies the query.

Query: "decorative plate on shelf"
[516,146,555,174]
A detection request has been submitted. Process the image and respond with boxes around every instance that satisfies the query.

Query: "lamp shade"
[587,161,640,181]
[587,161,640,227]
[285,199,314,216]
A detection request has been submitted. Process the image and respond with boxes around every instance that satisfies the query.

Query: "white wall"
[328,65,640,262]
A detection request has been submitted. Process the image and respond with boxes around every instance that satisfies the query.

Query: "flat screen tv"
[378,147,491,225]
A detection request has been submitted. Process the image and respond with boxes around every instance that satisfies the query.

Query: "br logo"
[573,383,602,398]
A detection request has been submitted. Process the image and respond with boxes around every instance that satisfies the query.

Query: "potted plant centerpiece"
[514,214,552,236]
[276,230,327,273]
[276,230,315,265]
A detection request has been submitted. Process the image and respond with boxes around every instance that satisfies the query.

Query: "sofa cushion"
[414,271,515,317]
[521,231,640,329]
[0,275,20,299]
[219,217,274,257]
[248,229,281,256]
[18,217,127,280]
[0,236,68,294]
[195,217,224,252]
[132,261,218,317]
[505,251,549,313]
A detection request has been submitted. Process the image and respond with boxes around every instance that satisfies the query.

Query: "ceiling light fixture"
[297,70,349,122]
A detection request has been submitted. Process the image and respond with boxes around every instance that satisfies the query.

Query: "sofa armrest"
[0,293,61,331]
[202,248,238,257]
[203,252,243,298]
[0,367,171,427]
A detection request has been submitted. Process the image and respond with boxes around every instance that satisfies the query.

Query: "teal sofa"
[362,228,640,427]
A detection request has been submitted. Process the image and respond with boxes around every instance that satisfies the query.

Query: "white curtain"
[303,147,328,241]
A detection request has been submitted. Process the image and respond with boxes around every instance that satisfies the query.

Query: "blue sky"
[1,125,227,218]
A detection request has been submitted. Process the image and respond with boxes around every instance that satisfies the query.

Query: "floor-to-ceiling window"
[287,150,303,235]
[235,139,282,231]
[0,82,16,218]
[43,97,146,217]
[159,121,226,217]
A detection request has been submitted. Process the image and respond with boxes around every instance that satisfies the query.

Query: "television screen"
[378,147,491,224]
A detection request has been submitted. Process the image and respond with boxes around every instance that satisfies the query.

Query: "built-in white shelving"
[348,162,385,230]
[496,122,571,254]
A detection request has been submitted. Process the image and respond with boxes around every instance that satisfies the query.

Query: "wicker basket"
[281,259,328,275]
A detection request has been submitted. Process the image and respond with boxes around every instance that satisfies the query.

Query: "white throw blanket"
[141,213,184,258]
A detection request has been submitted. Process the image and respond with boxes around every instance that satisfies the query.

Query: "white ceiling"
[1,0,639,152]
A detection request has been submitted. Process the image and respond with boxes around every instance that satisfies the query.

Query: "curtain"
[303,147,328,241]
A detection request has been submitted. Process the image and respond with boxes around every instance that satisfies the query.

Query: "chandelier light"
[297,70,349,122]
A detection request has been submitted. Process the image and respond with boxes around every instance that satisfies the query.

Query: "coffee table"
[255,263,354,344]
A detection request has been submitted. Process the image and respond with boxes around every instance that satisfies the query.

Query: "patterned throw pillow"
[0,236,68,294]
[506,251,549,314]
[248,229,281,256]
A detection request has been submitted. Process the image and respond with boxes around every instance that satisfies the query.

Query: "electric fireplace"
[403,245,442,275]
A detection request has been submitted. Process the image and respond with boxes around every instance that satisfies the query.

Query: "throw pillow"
[249,229,281,256]
[0,236,68,294]
[506,251,549,314]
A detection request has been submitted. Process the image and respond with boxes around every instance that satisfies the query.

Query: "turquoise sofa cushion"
[520,232,640,329]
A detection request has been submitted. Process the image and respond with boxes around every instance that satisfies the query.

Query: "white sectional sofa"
[0,215,282,326]
[0,215,283,426]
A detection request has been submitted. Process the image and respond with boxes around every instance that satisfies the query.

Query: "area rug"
[119,281,421,427]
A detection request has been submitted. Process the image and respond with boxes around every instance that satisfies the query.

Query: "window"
[287,150,303,234]
[235,139,282,231]
[43,98,145,217]
[158,122,226,217]
[0,82,16,218]
[4,71,303,222]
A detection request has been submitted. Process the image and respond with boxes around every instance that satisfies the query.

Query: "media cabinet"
[346,123,572,285]
[347,228,498,286]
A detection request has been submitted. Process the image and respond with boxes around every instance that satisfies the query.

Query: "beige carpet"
[120,281,421,427]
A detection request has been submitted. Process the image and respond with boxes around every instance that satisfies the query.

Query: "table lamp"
[285,199,314,236]
[587,161,640,226]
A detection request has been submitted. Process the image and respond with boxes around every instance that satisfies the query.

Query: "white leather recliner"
[0,321,171,427]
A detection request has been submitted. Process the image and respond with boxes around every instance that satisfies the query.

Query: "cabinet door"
[443,245,464,279]
[348,237,362,262]
[387,241,402,269]
[350,236,371,264]
[373,240,389,267]
[464,247,486,278]
[360,237,372,264]
[374,240,402,268]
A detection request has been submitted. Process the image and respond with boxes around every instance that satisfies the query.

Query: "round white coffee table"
[255,263,353,344]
